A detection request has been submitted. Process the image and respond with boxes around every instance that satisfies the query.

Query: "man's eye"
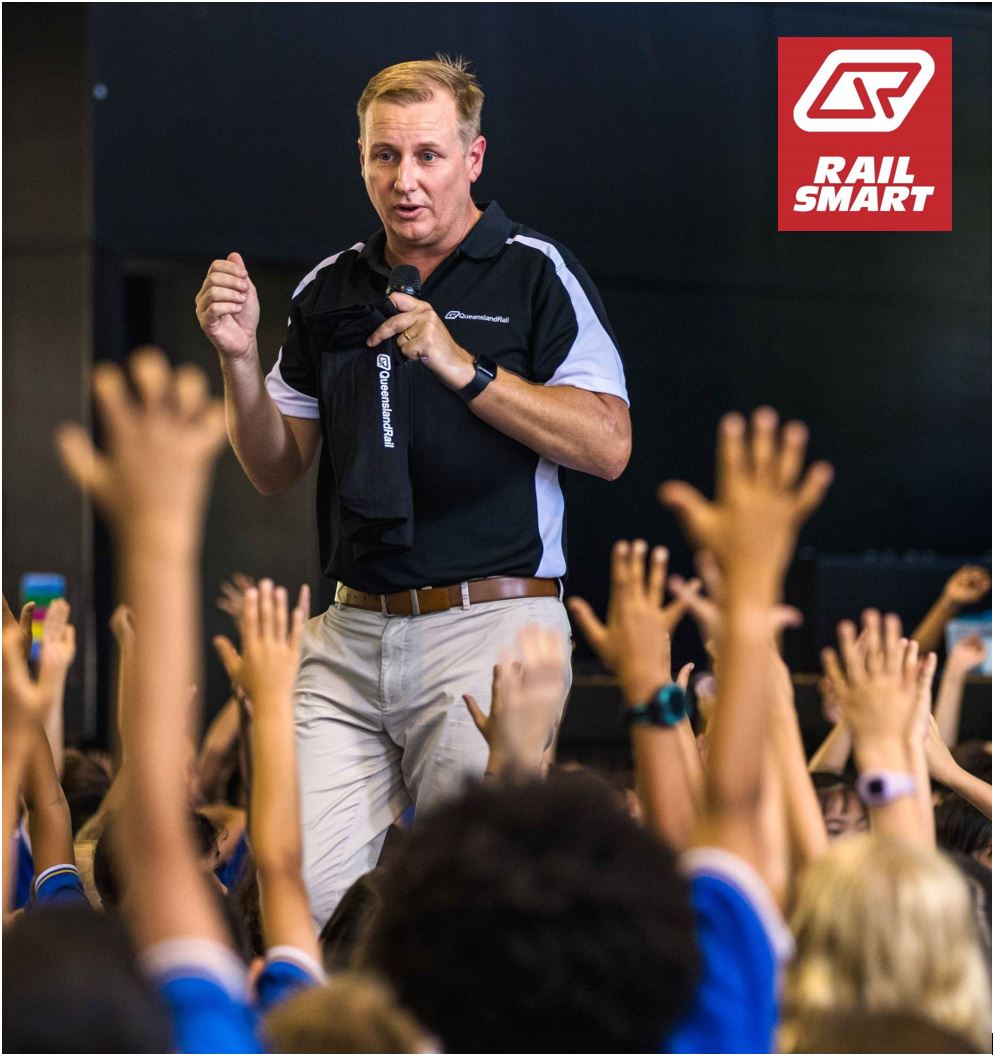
[421,152,438,162]
[376,152,394,163]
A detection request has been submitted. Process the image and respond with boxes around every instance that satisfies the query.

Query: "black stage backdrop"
[4,3,990,738]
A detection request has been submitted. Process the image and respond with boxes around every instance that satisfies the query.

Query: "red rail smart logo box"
[778,37,952,231]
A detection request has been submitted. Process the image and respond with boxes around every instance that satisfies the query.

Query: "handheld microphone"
[386,265,422,298]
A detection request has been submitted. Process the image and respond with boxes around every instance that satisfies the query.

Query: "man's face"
[359,92,485,258]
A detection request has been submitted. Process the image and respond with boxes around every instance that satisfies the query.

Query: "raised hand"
[568,541,680,705]
[463,624,568,777]
[56,349,227,541]
[215,580,309,706]
[941,565,991,610]
[668,548,803,646]
[2,598,75,728]
[945,633,987,676]
[659,408,833,596]
[2,595,36,663]
[195,252,261,362]
[215,573,258,628]
[821,610,921,745]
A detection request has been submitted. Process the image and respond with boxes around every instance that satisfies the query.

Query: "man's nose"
[394,156,418,194]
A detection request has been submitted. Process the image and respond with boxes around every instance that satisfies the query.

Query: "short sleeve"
[142,937,263,1054]
[265,300,320,420]
[516,235,628,403]
[255,945,324,1014]
[666,848,794,1054]
[30,864,90,908]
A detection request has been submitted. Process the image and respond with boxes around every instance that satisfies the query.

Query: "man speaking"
[196,55,630,924]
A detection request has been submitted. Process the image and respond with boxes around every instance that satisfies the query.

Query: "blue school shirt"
[667,847,794,1054]
[143,938,324,1053]
[31,863,90,908]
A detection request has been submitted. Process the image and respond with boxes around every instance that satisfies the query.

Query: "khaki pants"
[295,590,573,927]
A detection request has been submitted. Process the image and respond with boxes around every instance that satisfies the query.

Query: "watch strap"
[458,355,498,402]
[855,771,917,807]
[626,683,689,728]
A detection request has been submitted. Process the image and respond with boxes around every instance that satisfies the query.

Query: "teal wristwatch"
[626,683,689,727]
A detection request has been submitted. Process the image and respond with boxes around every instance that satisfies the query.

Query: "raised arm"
[822,611,934,848]
[463,624,569,780]
[57,348,231,950]
[196,252,320,495]
[214,579,318,959]
[911,565,990,654]
[766,654,828,869]
[924,717,992,819]
[659,408,833,883]
[21,723,75,879]
[933,633,987,746]
[569,543,701,849]
[2,599,76,912]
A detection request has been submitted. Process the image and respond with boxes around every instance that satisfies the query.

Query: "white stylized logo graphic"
[376,354,391,371]
[444,310,510,324]
[794,49,934,132]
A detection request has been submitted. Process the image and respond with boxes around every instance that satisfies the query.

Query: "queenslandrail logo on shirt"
[444,310,510,324]
[376,354,394,449]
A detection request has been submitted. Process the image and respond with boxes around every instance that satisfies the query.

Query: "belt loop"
[460,581,471,610]
[408,589,420,617]
[379,594,388,616]
[556,578,564,601]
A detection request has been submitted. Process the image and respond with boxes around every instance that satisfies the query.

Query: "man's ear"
[466,135,486,184]
[357,138,365,178]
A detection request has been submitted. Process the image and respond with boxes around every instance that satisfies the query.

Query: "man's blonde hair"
[357,54,484,149]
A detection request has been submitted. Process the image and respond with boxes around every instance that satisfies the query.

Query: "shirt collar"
[359,200,511,276]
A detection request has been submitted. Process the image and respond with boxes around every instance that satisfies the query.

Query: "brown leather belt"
[337,576,560,617]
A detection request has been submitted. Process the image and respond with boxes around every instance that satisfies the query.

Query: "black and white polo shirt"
[265,201,628,593]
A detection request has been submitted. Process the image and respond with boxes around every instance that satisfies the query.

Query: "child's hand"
[56,348,227,542]
[659,408,832,597]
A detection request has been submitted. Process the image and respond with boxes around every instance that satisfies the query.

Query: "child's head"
[784,834,990,1051]
[264,972,431,1053]
[3,906,174,1052]
[812,773,868,841]
[361,778,700,1053]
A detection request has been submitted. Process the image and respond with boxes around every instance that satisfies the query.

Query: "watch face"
[476,355,498,381]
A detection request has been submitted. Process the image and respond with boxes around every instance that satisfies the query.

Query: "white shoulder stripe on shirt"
[292,243,365,298]
[267,244,366,418]
[505,233,628,404]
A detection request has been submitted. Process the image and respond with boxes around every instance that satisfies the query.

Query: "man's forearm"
[221,350,308,496]
[464,361,631,480]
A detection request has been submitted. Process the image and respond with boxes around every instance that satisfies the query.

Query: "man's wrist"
[218,340,260,376]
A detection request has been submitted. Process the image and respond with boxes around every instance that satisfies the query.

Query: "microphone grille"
[387,265,422,296]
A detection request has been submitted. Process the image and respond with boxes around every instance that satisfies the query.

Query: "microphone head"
[386,264,422,298]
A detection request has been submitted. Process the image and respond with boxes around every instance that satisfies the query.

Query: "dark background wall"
[4,3,990,740]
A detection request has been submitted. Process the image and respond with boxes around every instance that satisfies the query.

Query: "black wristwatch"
[626,683,690,728]
[458,354,498,402]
